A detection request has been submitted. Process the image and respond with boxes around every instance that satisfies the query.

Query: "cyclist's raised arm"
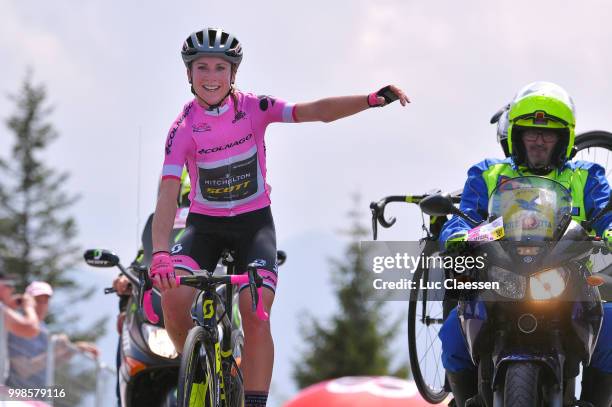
[294,84,409,123]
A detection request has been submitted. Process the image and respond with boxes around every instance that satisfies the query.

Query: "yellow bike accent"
[189,373,211,406]
[203,300,214,319]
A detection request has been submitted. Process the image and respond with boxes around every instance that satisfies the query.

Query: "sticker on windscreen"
[199,153,258,202]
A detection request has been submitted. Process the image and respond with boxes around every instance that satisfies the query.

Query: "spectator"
[1,271,39,386]
[7,281,99,389]
[0,272,39,338]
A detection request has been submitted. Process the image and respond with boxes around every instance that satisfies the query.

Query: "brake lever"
[370,206,378,240]
[370,200,397,239]
[371,206,379,240]
[140,267,160,324]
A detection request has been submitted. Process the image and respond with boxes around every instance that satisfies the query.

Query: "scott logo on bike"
[203,299,214,319]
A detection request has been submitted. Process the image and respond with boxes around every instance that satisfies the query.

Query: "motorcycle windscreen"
[488,176,572,241]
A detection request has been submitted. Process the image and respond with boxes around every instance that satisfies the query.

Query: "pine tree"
[0,75,104,341]
[293,195,407,388]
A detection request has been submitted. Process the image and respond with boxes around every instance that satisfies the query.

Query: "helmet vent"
[206,29,215,47]
[196,30,205,46]
[185,37,194,51]
[220,32,229,47]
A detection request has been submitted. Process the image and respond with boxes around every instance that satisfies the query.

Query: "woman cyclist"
[151,27,409,407]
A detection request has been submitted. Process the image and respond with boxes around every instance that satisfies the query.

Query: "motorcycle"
[419,176,612,407]
[84,211,183,407]
[84,206,287,406]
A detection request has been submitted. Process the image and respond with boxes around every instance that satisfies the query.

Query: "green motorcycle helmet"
[507,82,576,168]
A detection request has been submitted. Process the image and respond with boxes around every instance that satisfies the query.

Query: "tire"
[178,326,217,407]
[408,245,449,404]
[574,130,612,275]
[573,131,612,177]
[574,130,612,151]
[503,363,543,407]
[224,330,244,407]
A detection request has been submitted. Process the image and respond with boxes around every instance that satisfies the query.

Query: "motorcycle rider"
[438,82,612,406]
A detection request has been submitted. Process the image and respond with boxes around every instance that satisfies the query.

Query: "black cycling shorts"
[170,206,278,292]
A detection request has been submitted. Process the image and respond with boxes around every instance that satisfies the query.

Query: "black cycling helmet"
[181,28,243,68]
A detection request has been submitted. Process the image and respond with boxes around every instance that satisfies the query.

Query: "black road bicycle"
[144,250,286,407]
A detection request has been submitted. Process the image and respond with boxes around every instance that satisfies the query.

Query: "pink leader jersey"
[162,91,296,216]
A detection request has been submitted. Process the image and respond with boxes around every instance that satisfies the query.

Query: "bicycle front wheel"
[178,326,218,407]
[574,131,612,181]
[407,245,449,404]
[574,130,612,274]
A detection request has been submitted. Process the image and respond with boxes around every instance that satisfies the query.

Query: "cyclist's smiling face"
[189,56,233,107]
[522,128,559,169]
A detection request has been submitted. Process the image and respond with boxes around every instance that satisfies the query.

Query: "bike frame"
[189,257,242,405]
[171,257,268,407]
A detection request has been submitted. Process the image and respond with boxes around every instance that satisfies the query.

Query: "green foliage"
[293,195,407,388]
[0,74,105,340]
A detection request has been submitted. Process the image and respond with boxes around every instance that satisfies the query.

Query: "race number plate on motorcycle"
[468,217,505,242]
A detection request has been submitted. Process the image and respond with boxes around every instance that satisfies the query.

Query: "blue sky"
[1,1,612,405]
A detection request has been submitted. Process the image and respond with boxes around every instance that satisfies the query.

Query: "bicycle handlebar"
[142,264,269,324]
[370,193,462,240]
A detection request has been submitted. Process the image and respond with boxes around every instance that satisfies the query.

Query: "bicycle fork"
[200,288,240,406]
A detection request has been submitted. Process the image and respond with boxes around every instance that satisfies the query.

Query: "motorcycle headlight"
[529,267,568,300]
[141,323,179,359]
[488,266,526,299]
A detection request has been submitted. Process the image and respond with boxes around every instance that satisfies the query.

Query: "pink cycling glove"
[367,85,399,107]
[150,251,174,284]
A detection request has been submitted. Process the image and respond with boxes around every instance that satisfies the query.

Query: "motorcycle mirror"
[420,193,480,226]
[419,193,459,217]
[83,249,120,268]
[277,250,287,266]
